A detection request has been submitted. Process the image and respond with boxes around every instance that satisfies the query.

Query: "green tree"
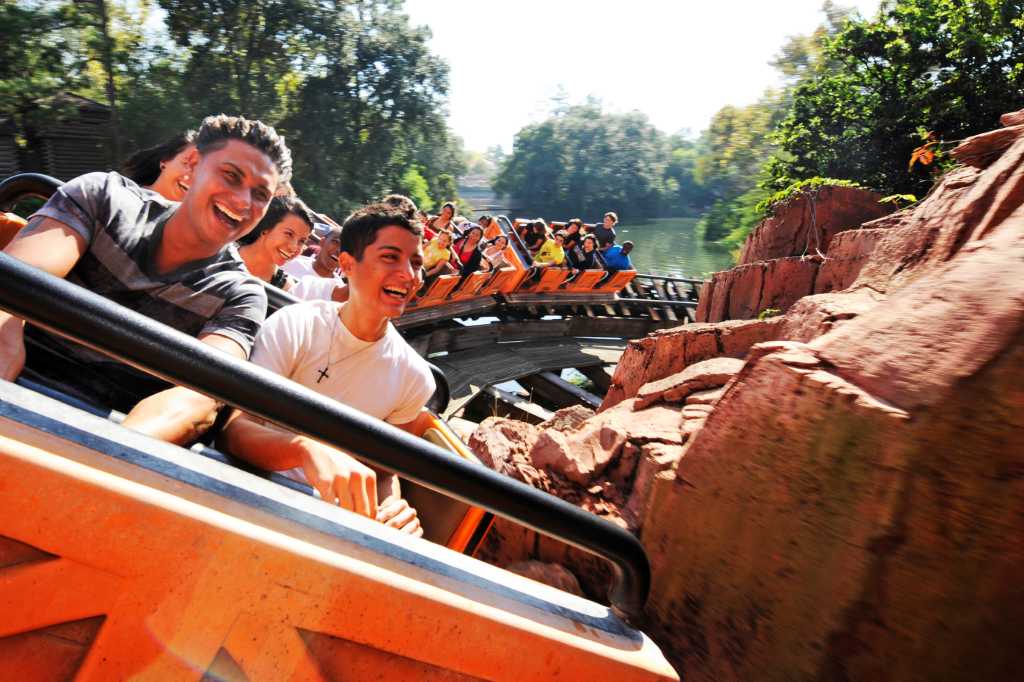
[0,2,93,135]
[688,1,861,248]
[692,93,786,241]
[157,0,320,119]
[767,0,1024,195]
[279,4,458,215]
[494,103,672,220]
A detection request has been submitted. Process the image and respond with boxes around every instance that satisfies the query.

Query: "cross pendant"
[316,367,330,384]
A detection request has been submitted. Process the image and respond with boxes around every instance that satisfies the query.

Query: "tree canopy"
[494,0,1022,254]
[767,0,1024,196]
[0,0,465,218]
[493,102,677,221]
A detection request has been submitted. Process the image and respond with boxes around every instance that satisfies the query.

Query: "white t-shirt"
[250,300,436,483]
[282,255,318,279]
[290,275,340,301]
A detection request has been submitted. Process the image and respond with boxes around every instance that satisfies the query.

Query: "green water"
[617,217,734,278]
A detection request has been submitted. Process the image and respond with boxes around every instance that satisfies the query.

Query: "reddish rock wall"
[696,185,890,325]
[602,318,782,410]
[470,109,1024,679]
[738,185,890,265]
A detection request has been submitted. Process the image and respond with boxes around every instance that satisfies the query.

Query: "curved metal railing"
[0,174,650,617]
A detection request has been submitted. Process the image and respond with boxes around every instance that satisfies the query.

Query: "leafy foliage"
[754,177,863,218]
[0,0,465,217]
[0,1,93,132]
[493,102,674,220]
[766,0,1024,196]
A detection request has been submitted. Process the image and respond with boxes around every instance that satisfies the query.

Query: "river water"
[617,217,734,279]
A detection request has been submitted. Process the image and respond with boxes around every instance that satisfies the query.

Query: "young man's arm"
[0,217,88,381]
[118,332,248,445]
[369,418,425,537]
[219,410,379,519]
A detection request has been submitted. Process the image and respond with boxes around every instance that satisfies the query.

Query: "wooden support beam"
[518,371,603,410]
[578,364,614,394]
[653,281,678,321]
[461,385,553,425]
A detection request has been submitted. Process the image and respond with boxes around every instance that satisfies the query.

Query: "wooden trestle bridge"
[392,222,704,422]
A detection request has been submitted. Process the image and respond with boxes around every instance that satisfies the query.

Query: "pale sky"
[402,0,882,152]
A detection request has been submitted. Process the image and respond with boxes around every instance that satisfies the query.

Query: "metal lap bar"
[500,216,534,267]
[0,251,651,618]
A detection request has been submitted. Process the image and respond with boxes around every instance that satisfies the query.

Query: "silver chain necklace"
[316,308,382,384]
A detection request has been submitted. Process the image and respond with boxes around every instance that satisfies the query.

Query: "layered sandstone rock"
[472,110,1024,679]
[737,185,890,265]
[694,186,892,325]
[602,318,782,410]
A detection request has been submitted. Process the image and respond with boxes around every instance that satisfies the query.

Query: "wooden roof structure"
[0,93,112,181]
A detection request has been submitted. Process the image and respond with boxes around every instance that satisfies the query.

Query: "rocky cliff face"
[694,186,891,325]
[469,110,1024,679]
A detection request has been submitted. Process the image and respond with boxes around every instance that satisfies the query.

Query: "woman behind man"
[122,131,196,202]
[482,235,510,270]
[522,220,548,256]
[427,201,457,234]
[237,196,315,291]
[568,234,603,270]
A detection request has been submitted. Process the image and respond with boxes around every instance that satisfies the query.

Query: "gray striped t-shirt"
[25,171,267,408]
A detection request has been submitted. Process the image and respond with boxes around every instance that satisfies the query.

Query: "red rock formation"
[634,357,744,410]
[602,318,782,410]
[696,186,890,325]
[738,186,890,265]
[471,109,1024,678]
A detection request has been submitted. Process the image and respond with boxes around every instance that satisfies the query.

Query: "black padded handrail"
[263,280,303,313]
[0,172,63,212]
[0,251,650,617]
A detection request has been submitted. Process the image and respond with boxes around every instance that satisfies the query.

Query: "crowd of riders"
[0,114,634,538]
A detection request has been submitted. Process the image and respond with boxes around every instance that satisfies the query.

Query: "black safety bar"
[0,255,649,618]
[0,172,62,211]
[263,279,303,313]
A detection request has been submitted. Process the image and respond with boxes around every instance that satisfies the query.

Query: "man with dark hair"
[380,193,418,219]
[221,203,431,533]
[285,213,340,273]
[0,114,290,444]
[592,211,618,251]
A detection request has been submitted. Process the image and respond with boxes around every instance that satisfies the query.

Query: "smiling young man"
[220,203,433,533]
[0,114,291,444]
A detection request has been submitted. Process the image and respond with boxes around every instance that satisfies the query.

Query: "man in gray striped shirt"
[0,115,292,445]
